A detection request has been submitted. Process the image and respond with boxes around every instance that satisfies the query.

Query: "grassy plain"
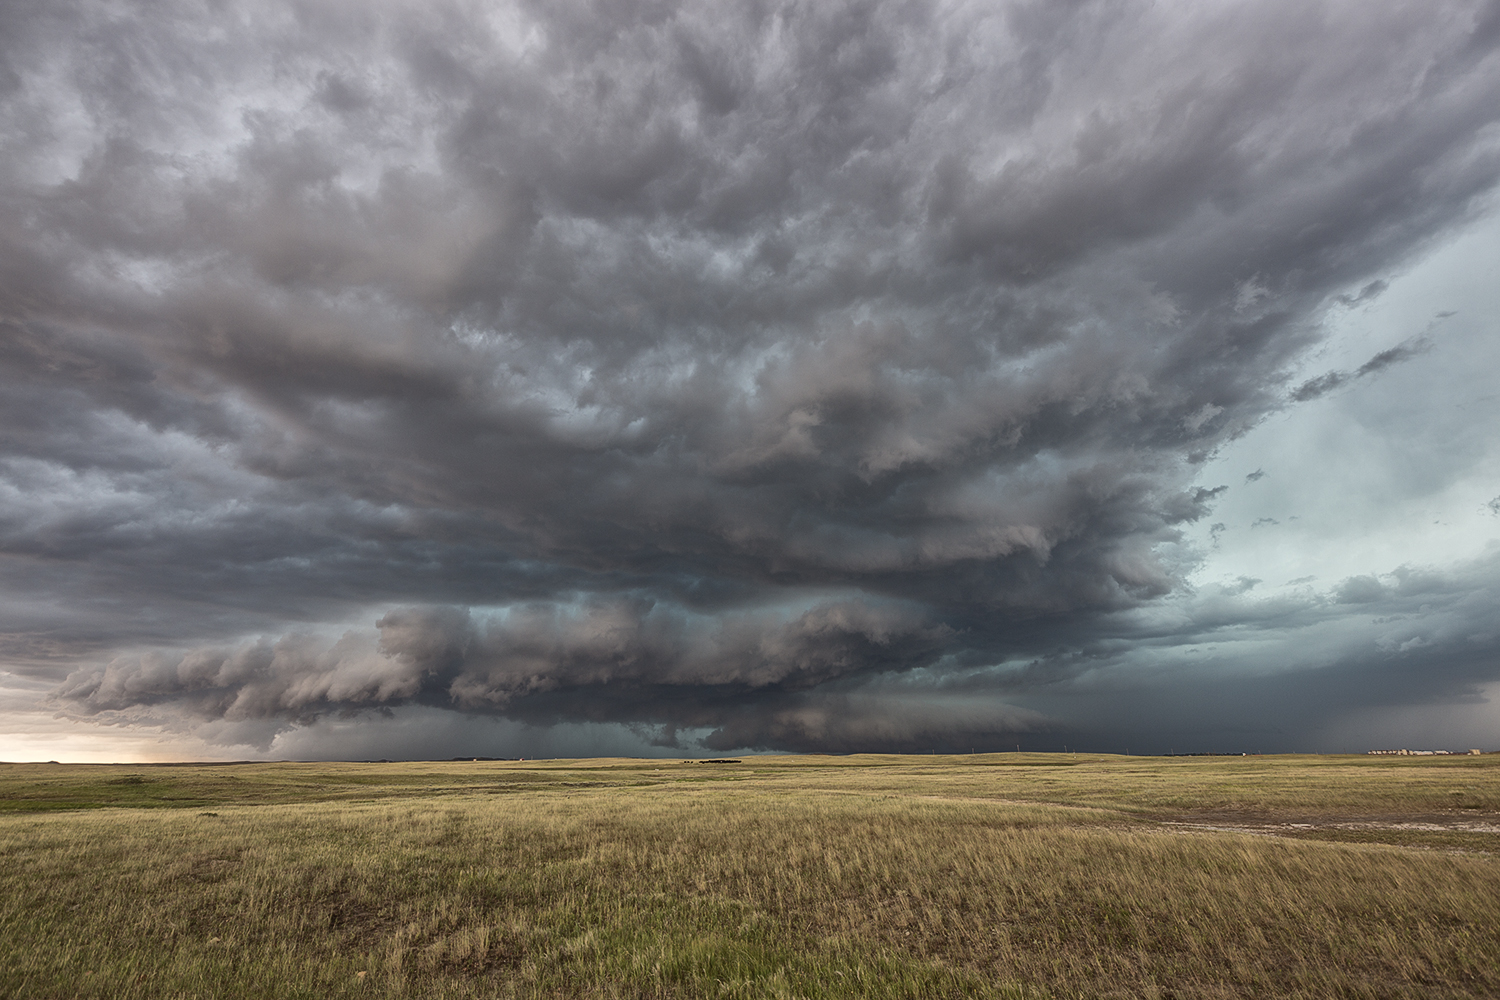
[2,753,1497,999]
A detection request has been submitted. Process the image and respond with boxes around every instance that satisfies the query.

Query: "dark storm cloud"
[1009,551,1500,754]
[141,596,945,716]
[5,0,1500,753]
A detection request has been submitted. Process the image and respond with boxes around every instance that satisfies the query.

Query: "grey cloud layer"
[57,598,980,750]
[1012,552,1500,753]
[5,0,1500,752]
[60,599,945,714]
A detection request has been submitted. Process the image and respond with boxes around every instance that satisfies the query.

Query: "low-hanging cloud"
[55,596,964,748]
[7,0,1500,754]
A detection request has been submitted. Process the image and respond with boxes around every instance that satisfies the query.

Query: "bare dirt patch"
[1162,813,1500,853]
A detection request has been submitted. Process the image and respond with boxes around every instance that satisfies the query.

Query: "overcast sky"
[3,0,1500,762]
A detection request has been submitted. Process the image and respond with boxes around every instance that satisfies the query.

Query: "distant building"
[1366,748,1470,755]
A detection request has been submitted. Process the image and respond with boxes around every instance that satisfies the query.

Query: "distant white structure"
[1365,748,1484,755]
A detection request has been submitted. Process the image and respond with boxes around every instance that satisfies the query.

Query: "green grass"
[2,754,1498,998]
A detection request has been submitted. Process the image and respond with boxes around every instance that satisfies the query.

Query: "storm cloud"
[5,0,1500,757]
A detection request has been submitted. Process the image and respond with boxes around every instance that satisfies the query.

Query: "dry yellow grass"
[2,754,1497,998]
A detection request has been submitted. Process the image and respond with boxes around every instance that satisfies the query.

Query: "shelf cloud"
[5,0,1500,757]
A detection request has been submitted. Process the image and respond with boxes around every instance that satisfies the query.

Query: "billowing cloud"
[55,595,970,748]
[4,0,1500,756]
